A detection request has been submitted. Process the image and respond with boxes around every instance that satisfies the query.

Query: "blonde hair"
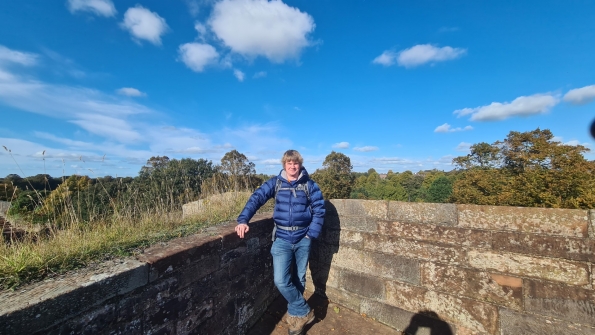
[281,149,303,165]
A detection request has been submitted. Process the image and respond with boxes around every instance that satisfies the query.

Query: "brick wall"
[307,200,595,335]
[0,214,277,335]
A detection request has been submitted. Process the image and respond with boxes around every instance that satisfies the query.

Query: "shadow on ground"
[247,291,400,335]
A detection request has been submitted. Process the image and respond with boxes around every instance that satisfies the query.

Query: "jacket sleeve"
[307,180,326,239]
[237,177,276,224]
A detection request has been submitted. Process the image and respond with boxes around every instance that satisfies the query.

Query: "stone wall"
[307,200,595,335]
[0,214,277,335]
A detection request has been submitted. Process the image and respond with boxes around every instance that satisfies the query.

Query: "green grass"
[0,190,273,291]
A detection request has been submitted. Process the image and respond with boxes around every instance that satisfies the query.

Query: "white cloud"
[178,43,219,72]
[332,142,349,149]
[67,0,117,17]
[194,22,208,41]
[0,45,38,66]
[209,0,316,62]
[121,6,169,45]
[260,158,280,165]
[563,85,595,105]
[397,44,466,68]
[185,0,201,17]
[253,71,267,78]
[354,146,379,152]
[372,51,397,66]
[117,87,146,97]
[233,69,245,81]
[456,142,471,152]
[371,157,413,165]
[454,93,559,121]
[434,123,473,133]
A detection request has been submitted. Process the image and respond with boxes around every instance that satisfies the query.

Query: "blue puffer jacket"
[237,168,325,244]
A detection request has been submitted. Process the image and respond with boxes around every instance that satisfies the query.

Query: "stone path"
[248,292,400,335]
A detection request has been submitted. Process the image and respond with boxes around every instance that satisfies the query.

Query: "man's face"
[284,160,301,179]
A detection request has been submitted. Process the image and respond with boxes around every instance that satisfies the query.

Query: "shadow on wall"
[309,200,340,300]
[403,310,454,335]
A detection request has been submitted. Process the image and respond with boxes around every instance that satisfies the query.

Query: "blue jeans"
[271,236,312,317]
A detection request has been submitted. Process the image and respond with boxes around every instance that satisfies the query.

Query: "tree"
[311,151,354,199]
[220,150,256,176]
[426,176,453,203]
[451,128,595,208]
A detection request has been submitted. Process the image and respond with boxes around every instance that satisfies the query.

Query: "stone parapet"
[0,214,276,335]
[310,200,595,335]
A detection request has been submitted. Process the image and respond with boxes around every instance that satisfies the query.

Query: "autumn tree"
[451,128,595,208]
[311,151,354,199]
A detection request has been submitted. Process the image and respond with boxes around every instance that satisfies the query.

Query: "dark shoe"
[287,309,315,335]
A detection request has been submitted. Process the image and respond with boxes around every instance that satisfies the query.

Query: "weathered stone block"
[364,234,467,265]
[175,298,214,335]
[378,221,491,249]
[340,270,385,299]
[321,229,363,249]
[308,264,339,290]
[384,280,427,313]
[500,308,595,335]
[360,299,456,335]
[457,204,588,237]
[326,199,344,215]
[423,290,499,335]
[388,202,457,226]
[178,255,220,288]
[383,282,498,334]
[524,280,595,326]
[0,259,148,335]
[41,303,118,335]
[420,263,522,309]
[360,299,419,333]
[138,234,222,282]
[467,250,590,285]
[324,286,362,313]
[331,246,420,284]
[589,210,595,239]
[341,199,388,219]
[492,231,595,262]
[337,215,378,233]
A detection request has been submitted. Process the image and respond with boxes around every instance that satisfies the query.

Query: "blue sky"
[1,0,594,178]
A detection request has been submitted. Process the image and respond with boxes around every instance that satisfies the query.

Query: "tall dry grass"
[0,150,272,291]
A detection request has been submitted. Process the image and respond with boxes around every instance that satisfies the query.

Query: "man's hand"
[235,223,249,238]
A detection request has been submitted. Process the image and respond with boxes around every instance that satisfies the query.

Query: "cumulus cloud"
[233,69,245,81]
[332,142,349,149]
[117,87,146,97]
[209,0,316,62]
[0,45,38,66]
[397,44,466,68]
[178,43,219,72]
[454,93,559,121]
[563,85,595,105]
[372,51,398,66]
[373,44,466,68]
[456,142,471,152]
[67,0,117,17]
[354,146,378,152]
[121,6,169,45]
[434,123,473,133]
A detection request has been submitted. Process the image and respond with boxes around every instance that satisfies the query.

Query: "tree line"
[2,128,593,225]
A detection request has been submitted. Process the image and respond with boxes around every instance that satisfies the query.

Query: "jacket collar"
[279,167,308,183]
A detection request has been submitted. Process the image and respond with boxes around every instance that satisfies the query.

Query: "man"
[235,150,325,335]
